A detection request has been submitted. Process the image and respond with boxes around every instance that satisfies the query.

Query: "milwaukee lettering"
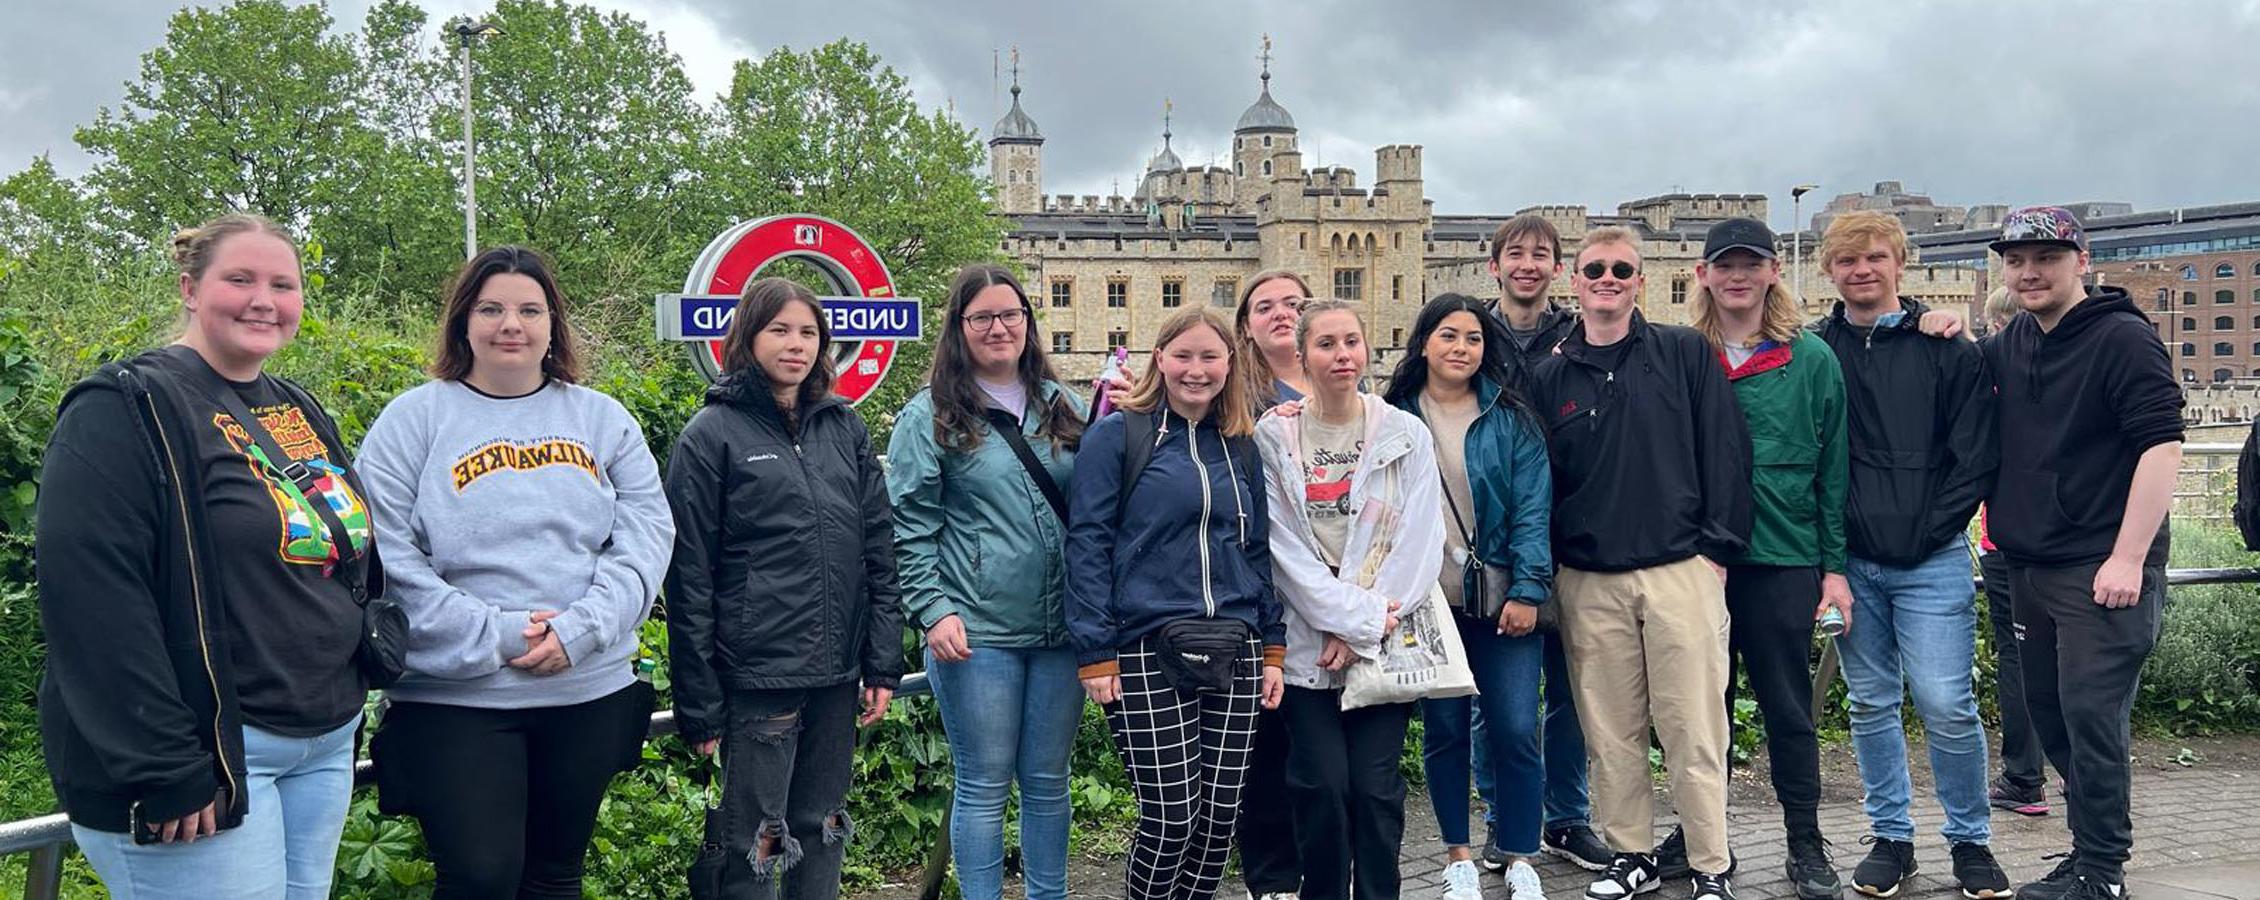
[450,438,601,492]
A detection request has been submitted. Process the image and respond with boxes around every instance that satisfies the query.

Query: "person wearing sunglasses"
[1525,227,1752,900]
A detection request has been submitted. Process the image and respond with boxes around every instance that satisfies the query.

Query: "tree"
[310,0,462,300]
[75,0,369,243]
[703,40,1003,434]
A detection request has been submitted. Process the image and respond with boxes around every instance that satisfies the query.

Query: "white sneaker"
[1442,859,1482,900]
[1504,859,1545,899]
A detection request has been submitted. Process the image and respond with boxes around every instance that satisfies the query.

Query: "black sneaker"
[1690,872,1738,900]
[1785,833,1842,900]
[1654,826,1689,879]
[1544,823,1614,872]
[1479,821,1506,872]
[1949,842,2010,898]
[1989,775,2050,816]
[2065,874,2127,900]
[2015,853,2081,900]
[1850,836,1917,897]
[1584,853,1662,900]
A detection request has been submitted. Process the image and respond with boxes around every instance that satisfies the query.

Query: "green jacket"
[1718,330,1848,572]
[886,382,1085,648]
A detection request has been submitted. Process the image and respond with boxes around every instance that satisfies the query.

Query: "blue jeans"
[1423,613,1544,855]
[1473,627,1589,831]
[74,715,361,900]
[1840,539,1992,845]
[924,646,1081,900]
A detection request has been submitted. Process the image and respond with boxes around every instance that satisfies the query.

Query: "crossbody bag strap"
[210,383,369,603]
[984,407,1069,524]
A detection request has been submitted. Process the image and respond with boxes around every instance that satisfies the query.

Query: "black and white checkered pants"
[1105,633,1263,900]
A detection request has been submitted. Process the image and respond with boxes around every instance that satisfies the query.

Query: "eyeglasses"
[1580,261,1638,280]
[962,308,1027,332]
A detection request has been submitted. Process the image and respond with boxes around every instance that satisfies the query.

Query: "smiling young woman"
[355,247,673,898]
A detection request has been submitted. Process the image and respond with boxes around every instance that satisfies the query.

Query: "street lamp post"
[456,20,503,260]
[1791,183,1819,302]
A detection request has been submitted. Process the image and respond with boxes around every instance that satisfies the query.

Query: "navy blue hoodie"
[1064,407,1282,675]
[1984,286,2183,567]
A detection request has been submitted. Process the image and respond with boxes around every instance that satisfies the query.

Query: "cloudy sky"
[5,0,2258,231]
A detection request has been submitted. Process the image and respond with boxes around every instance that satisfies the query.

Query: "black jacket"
[36,352,382,833]
[663,373,905,744]
[1486,300,1579,391]
[1983,286,2184,567]
[1815,298,1999,565]
[1528,312,1753,571]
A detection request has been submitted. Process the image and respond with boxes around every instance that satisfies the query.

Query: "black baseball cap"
[1703,217,1778,262]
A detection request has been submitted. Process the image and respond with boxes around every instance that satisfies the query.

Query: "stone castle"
[989,43,1980,379]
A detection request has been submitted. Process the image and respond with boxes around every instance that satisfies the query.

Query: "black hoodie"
[1484,299,1578,390]
[662,372,905,745]
[1983,286,2183,567]
[1814,298,1999,565]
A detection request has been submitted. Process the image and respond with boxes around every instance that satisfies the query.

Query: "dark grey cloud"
[7,0,2257,232]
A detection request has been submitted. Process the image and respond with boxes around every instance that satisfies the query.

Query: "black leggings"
[372,682,651,899]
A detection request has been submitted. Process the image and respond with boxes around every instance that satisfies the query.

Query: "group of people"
[34,202,2174,900]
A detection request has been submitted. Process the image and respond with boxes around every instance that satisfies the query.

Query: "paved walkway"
[1376,747,2260,900]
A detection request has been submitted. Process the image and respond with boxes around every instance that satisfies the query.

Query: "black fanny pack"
[1153,617,1251,694]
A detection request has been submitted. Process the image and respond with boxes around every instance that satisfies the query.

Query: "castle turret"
[988,50,1043,216]
[1232,35,1299,213]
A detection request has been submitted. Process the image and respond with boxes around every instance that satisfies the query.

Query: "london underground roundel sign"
[654,215,924,405]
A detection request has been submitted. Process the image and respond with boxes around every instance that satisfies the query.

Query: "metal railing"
[1806,565,2260,724]
[0,672,940,900]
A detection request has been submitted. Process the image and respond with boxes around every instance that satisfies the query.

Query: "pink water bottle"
[1091,347,1129,420]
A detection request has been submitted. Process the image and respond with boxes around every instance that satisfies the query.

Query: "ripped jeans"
[694,682,861,900]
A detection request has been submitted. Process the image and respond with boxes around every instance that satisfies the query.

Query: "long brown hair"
[430,246,583,383]
[1121,309,1256,438]
[719,277,836,406]
[1232,269,1313,406]
[928,264,1084,453]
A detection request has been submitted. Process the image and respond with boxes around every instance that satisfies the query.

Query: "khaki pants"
[1556,557,1733,875]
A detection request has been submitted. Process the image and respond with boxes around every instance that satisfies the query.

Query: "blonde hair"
[1122,309,1257,438]
[1819,211,1911,268]
[1985,286,2017,328]
[1691,279,1806,349]
[171,213,299,281]
[1576,226,1642,265]
[1293,298,1362,357]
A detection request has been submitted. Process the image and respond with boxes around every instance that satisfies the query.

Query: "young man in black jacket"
[1528,226,1753,900]
[1467,213,1613,874]
[1814,212,2010,898]
[1983,207,2182,900]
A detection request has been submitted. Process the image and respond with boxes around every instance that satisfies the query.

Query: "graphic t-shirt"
[1299,411,1364,566]
[150,345,369,736]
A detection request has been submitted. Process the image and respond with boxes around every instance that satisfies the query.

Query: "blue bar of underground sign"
[672,295,923,341]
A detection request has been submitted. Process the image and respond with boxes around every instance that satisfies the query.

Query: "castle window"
[1007,170,1017,184]
[1213,278,1238,307]
[2214,342,2234,356]
[2181,343,2196,357]
[1392,275,1403,301]
[1333,268,1364,302]
[1671,277,1690,305]
[1162,278,1184,308]
[1107,278,1129,308]
[2181,265,2198,280]
[1050,278,1073,308]
[2184,317,2199,331]
[1263,135,1273,148]
[2216,316,2235,330]
[1052,332,1073,353]
[1262,160,1273,176]
[1108,330,1129,350]
[2184,291,2197,307]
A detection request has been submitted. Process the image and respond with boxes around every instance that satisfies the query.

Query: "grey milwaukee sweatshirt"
[355,379,674,709]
